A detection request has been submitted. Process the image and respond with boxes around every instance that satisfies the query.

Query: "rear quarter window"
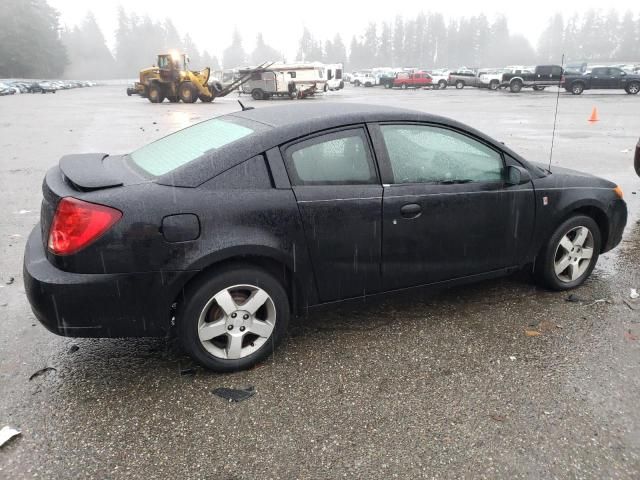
[130,118,254,176]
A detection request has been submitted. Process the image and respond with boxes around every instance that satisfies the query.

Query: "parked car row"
[347,62,640,95]
[0,79,97,96]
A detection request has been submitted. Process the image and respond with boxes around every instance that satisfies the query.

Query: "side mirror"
[506,165,531,186]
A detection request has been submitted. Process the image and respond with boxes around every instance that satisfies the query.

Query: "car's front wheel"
[535,215,601,290]
[179,265,290,372]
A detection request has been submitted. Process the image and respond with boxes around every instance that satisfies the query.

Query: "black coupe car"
[24,103,627,371]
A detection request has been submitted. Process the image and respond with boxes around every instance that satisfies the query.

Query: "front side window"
[380,125,504,184]
[286,130,377,186]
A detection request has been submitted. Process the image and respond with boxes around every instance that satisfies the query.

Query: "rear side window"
[285,129,377,186]
[130,118,254,176]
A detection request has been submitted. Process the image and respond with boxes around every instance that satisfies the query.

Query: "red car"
[393,72,433,89]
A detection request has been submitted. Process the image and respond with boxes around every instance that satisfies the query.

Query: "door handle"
[400,203,422,218]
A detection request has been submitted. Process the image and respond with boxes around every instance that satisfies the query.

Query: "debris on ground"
[585,298,607,306]
[212,386,255,403]
[0,426,21,447]
[624,330,638,342]
[509,356,516,361]
[29,367,57,381]
[525,330,541,337]
[489,414,506,422]
[565,293,582,303]
[6,277,14,285]
[623,299,640,312]
[16,209,32,214]
[631,289,639,300]
[68,345,79,354]
[180,367,197,377]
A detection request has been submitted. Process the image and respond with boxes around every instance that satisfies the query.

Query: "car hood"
[530,162,617,189]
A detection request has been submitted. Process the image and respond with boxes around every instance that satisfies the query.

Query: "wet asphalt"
[0,85,639,479]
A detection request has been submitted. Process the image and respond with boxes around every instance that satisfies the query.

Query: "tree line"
[1,2,639,79]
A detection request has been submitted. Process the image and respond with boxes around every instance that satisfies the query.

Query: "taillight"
[48,197,122,255]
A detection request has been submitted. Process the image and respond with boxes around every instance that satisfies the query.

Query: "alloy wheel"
[197,284,276,359]
[553,226,594,283]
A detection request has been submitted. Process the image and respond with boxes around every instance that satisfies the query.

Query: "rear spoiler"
[59,153,123,191]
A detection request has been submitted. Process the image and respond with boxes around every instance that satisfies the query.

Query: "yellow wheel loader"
[126,52,273,104]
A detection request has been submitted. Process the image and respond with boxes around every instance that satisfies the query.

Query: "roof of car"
[229,102,430,128]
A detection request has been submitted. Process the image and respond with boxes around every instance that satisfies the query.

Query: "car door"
[369,123,535,291]
[607,68,623,89]
[281,127,383,302]
[591,68,608,89]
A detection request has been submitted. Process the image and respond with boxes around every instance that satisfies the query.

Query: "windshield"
[129,118,254,176]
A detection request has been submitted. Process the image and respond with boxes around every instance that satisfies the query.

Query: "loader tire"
[179,82,197,103]
[199,95,213,102]
[167,96,179,103]
[148,84,165,103]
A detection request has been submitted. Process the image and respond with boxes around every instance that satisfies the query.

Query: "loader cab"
[157,53,188,81]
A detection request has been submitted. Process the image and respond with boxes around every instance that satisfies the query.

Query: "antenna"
[238,100,254,111]
[548,53,565,172]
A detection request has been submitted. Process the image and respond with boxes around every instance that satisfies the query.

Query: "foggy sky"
[50,1,633,61]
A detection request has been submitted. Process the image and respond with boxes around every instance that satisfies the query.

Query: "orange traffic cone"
[588,107,599,122]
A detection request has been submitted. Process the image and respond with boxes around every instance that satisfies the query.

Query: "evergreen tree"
[0,0,67,78]
[222,28,246,68]
[251,33,282,64]
[61,12,115,79]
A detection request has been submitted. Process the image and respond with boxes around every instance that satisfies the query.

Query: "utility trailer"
[240,63,327,100]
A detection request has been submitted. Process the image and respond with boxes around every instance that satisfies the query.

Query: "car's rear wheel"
[401,83,408,89]
[489,80,499,90]
[509,80,523,93]
[455,80,465,89]
[179,265,289,372]
[251,88,265,100]
[438,80,447,89]
[535,215,601,290]
[571,82,584,95]
[626,82,640,94]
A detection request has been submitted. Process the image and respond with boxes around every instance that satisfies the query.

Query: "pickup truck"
[502,65,563,93]
[562,67,640,95]
[351,72,377,87]
[393,72,433,89]
[449,71,482,89]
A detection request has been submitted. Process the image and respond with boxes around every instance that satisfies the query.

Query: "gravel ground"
[0,84,639,479]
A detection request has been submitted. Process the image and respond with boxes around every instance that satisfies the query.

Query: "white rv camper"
[240,63,327,99]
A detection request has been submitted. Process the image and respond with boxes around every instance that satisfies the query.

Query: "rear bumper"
[23,226,187,338]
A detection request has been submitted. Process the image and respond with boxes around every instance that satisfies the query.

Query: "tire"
[534,215,601,291]
[384,83,391,89]
[438,80,447,90]
[571,82,584,95]
[167,96,179,103]
[148,84,165,103]
[509,80,523,93]
[626,82,640,94]
[455,81,465,89]
[365,82,372,87]
[532,85,546,91]
[354,80,361,87]
[251,88,264,100]
[489,80,499,91]
[179,265,290,372]
[199,95,213,102]
[401,83,408,90]
[179,82,197,103]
